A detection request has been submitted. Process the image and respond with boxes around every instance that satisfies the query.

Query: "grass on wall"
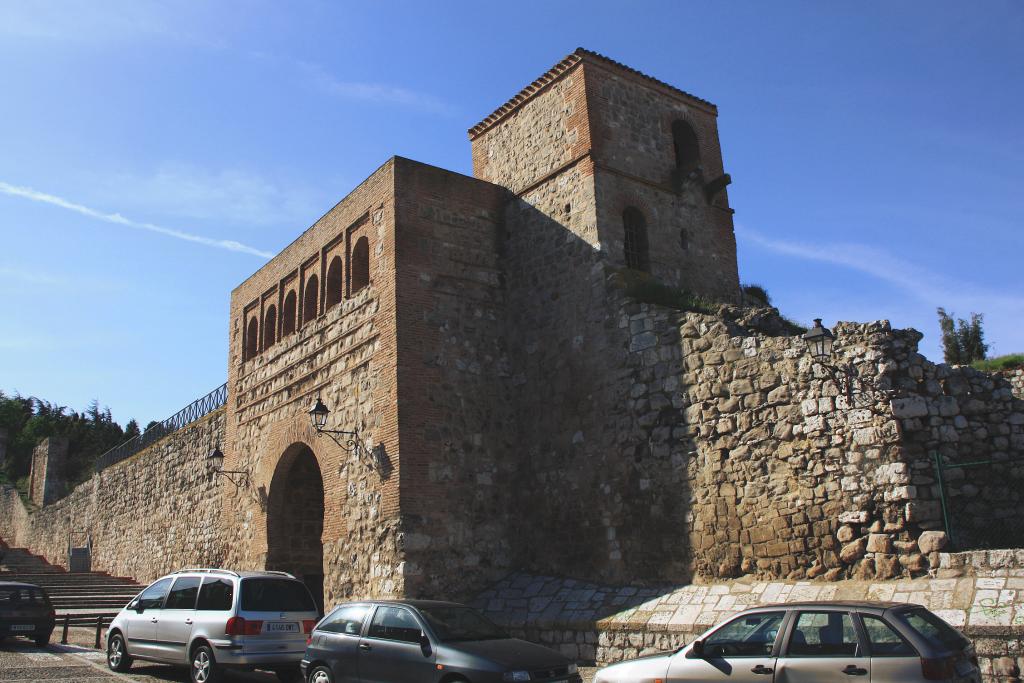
[972,354,1024,372]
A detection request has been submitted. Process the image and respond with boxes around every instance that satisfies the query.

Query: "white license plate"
[10,625,35,631]
[264,622,298,633]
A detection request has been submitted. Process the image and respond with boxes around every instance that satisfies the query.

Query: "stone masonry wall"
[0,410,224,582]
[225,158,403,607]
[584,60,740,301]
[28,436,68,506]
[392,159,518,600]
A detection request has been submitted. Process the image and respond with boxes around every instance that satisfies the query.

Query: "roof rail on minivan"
[261,570,297,579]
[171,568,241,577]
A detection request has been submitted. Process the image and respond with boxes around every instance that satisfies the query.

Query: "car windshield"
[897,608,968,651]
[240,578,316,612]
[418,605,509,642]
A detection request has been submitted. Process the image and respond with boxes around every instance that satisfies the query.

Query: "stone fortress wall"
[0,410,225,583]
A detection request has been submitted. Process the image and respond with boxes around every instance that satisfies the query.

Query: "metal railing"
[94,383,227,473]
[934,450,1024,550]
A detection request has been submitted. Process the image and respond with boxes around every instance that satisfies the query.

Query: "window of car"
[196,578,234,611]
[418,605,508,642]
[703,611,785,657]
[164,576,201,610]
[240,578,316,612]
[367,606,423,644]
[137,578,173,610]
[319,605,370,636]
[0,586,48,606]
[787,611,860,657]
[861,615,917,656]
[896,608,968,651]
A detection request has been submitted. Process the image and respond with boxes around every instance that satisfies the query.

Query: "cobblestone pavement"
[1,630,599,682]
[0,631,276,683]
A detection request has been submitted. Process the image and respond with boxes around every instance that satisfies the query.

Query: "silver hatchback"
[106,568,319,683]
[595,601,980,683]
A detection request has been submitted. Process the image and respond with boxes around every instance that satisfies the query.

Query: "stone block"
[917,531,948,554]
[866,533,892,554]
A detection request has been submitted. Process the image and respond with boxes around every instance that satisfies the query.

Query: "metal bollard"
[60,615,69,644]
[94,616,103,649]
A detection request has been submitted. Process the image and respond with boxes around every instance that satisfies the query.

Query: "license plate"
[10,625,35,631]
[264,622,298,633]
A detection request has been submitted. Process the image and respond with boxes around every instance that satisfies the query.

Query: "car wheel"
[190,644,222,683]
[106,632,133,672]
[34,633,50,648]
[274,664,303,682]
[308,666,334,683]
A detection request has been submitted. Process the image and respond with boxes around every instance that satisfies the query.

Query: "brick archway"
[266,442,325,613]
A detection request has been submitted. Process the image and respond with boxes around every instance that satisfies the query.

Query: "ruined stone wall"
[225,159,402,606]
[0,410,224,582]
[28,436,68,506]
[391,159,516,600]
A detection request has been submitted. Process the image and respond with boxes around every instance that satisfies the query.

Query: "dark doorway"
[266,444,325,614]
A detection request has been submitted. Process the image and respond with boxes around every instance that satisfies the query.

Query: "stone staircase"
[0,540,144,618]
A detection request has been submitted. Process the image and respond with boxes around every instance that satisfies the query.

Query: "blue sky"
[1,1,1021,428]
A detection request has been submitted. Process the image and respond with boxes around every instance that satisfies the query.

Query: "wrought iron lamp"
[308,396,388,473]
[801,319,882,404]
[207,446,252,490]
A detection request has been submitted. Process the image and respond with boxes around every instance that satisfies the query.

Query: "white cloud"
[0,266,65,286]
[96,164,328,230]
[0,181,274,258]
[248,51,454,115]
[737,225,1024,358]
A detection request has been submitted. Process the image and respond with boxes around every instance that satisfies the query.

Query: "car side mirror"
[686,639,704,659]
[134,602,145,614]
[419,631,431,653]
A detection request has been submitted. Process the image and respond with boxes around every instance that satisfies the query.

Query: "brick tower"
[469,48,739,301]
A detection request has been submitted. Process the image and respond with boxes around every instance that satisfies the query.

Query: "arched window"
[325,256,343,309]
[245,317,259,359]
[622,207,649,272]
[672,120,701,174]
[263,305,277,349]
[303,274,319,325]
[350,236,370,293]
[282,290,296,336]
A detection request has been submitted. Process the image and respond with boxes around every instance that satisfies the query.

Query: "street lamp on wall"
[801,318,881,405]
[308,396,389,474]
[206,446,263,508]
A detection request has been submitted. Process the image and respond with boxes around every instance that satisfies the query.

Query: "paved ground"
[0,628,599,682]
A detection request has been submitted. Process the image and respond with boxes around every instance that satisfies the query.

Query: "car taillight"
[921,656,956,680]
[225,617,263,636]
[302,620,316,634]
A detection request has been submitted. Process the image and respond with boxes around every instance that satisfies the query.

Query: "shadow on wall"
[502,195,702,588]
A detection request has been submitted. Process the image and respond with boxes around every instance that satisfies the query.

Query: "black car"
[0,581,55,647]
[301,600,581,683]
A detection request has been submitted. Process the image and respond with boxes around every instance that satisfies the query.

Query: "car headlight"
[568,662,578,674]
[503,672,530,682]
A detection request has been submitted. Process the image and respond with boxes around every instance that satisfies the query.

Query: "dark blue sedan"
[301,599,581,683]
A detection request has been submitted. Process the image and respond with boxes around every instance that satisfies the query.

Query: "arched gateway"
[266,443,325,613]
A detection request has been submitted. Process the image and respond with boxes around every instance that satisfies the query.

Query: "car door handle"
[184,619,193,625]
[842,665,868,675]
[150,618,158,623]
[359,643,371,651]
[751,664,774,674]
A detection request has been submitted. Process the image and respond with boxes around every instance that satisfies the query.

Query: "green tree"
[937,308,988,365]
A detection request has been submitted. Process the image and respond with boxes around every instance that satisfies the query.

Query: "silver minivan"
[106,568,319,683]
[595,601,980,683]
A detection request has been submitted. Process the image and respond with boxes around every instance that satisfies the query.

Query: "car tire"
[308,665,334,683]
[190,644,222,683]
[34,633,50,648]
[106,632,133,672]
[274,664,303,682]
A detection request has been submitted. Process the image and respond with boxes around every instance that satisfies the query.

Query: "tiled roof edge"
[467,47,717,140]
